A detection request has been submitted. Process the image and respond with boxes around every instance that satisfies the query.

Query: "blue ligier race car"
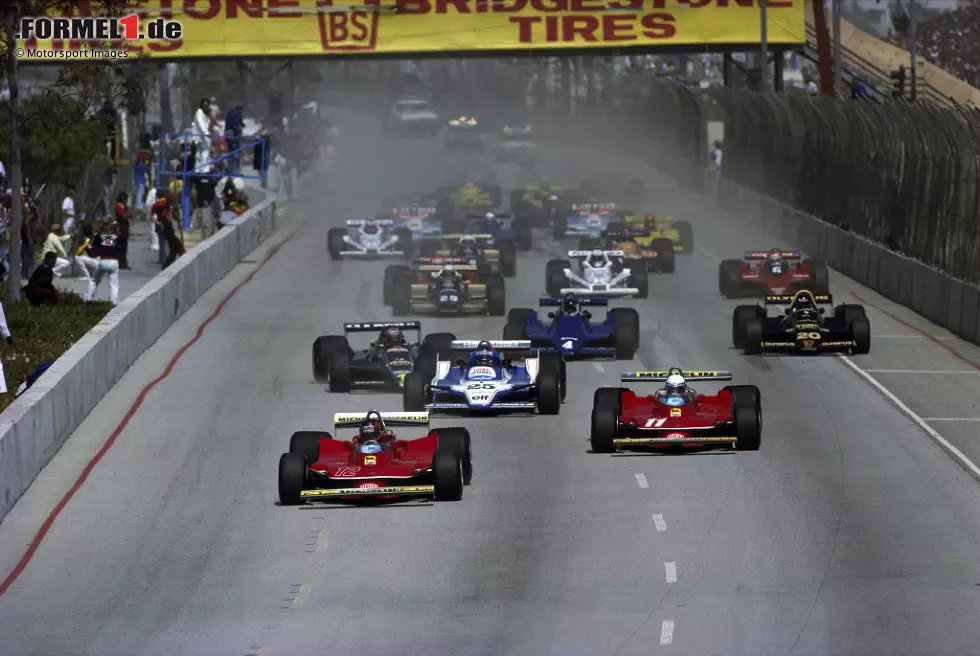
[502,294,640,360]
[402,340,563,415]
[553,201,622,239]
[452,211,532,251]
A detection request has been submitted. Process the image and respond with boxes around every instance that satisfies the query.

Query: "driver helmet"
[562,294,579,315]
[457,235,478,254]
[484,211,496,221]
[441,263,457,278]
[548,194,559,201]
[540,181,551,191]
[380,326,405,347]
[358,418,383,453]
[663,373,689,406]
[475,342,495,365]
[768,249,784,264]
[792,291,816,311]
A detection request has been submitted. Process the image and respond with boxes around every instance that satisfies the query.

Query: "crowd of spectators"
[887,3,980,89]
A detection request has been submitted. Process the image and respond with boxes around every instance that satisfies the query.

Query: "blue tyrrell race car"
[552,201,625,240]
[502,295,640,360]
[402,340,563,414]
[383,198,443,244]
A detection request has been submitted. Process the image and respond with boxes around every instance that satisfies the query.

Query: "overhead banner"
[17,0,805,60]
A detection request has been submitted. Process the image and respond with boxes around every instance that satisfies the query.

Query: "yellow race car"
[622,214,694,254]
[509,182,564,225]
[586,226,676,273]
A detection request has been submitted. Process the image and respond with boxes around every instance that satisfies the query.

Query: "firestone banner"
[18,0,805,60]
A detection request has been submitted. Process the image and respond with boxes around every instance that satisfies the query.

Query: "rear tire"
[498,239,518,277]
[422,332,457,358]
[729,385,762,451]
[628,261,648,298]
[329,350,352,392]
[546,259,569,297]
[393,227,413,257]
[403,372,428,411]
[327,228,346,261]
[504,308,532,340]
[536,352,562,415]
[289,431,323,465]
[674,221,694,253]
[851,316,871,354]
[591,388,622,454]
[312,335,348,383]
[552,214,567,239]
[435,427,473,485]
[611,308,640,359]
[432,450,464,501]
[743,318,763,355]
[719,260,743,298]
[486,276,506,316]
[391,279,413,316]
[514,220,532,251]
[278,453,308,505]
[732,306,761,349]
[383,265,412,307]
[805,258,830,295]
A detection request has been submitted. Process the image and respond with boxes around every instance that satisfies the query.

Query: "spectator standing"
[193,166,219,234]
[84,219,123,305]
[42,223,72,277]
[224,102,244,174]
[24,252,59,306]
[61,185,77,234]
[151,191,184,269]
[133,157,150,212]
[192,97,212,167]
[0,298,12,395]
[113,192,131,270]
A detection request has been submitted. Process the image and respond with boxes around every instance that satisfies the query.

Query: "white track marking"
[291,583,312,609]
[635,473,649,488]
[696,242,721,263]
[876,334,956,340]
[245,648,271,656]
[863,369,979,374]
[921,418,980,422]
[660,620,675,646]
[652,513,667,531]
[594,362,605,372]
[665,561,677,583]
[315,532,329,553]
[839,355,980,482]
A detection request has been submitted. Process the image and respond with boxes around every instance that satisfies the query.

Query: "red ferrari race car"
[278,410,472,504]
[590,368,761,453]
[718,249,829,298]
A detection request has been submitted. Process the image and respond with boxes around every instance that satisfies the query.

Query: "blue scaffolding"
[155,131,270,230]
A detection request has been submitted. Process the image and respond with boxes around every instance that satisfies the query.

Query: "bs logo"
[316,0,380,51]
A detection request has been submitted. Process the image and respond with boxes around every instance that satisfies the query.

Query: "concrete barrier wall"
[0,191,278,520]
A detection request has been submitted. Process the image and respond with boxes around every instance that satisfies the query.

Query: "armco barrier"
[0,192,278,520]
[946,278,966,334]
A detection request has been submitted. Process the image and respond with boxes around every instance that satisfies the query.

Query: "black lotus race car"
[732,291,871,355]
[312,321,456,392]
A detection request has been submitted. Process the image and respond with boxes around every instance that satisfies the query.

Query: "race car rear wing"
[333,412,430,429]
[601,227,650,239]
[415,264,479,272]
[463,212,513,220]
[412,256,474,264]
[571,202,615,212]
[346,219,394,227]
[435,233,494,241]
[764,293,833,305]
[568,250,625,258]
[744,250,802,260]
[450,340,533,352]
[538,297,609,306]
[343,321,421,334]
[390,207,436,216]
[621,371,734,382]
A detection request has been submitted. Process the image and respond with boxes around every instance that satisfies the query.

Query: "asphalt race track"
[3,106,980,656]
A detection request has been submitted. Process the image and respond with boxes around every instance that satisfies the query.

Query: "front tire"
[278,453,308,505]
[611,307,640,359]
[591,388,623,453]
[432,450,464,501]
[329,349,352,392]
[403,371,429,411]
[729,385,762,451]
[536,352,562,415]
[434,427,472,485]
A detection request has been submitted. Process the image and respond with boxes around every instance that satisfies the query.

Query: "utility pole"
[908,0,918,101]
[760,0,770,91]
[832,0,842,94]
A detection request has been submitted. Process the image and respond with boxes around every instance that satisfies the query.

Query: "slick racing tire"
[627,262,649,299]
[674,221,694,253]
[278,452,308,506]
[432,449,464,501]
[313,335,349,383]
[834,303,867,329]
[729,385,762,451]
[434,427,473,485]
[651,238,675,273]
[422,332,457,358]
[327,227,346,261]
[732,305,763,349]
[383,265,412,307]
[611,308,640,359]
[591,387,623,454]
[403,372,429,412]
[743,318,764,356]
[537,352,563,415]
[514,219,533,251]
[804,258,830,295]
[498,239,518,277]
[419,240,441,258]
[486,276,507,316]
[289,431,325,466]
[545,259,569,297]
[393,227,414,258]
[328,349,353,393]
[391,279,413,316]
[851,316,872,355]
[719,260,743,298]
[504,308,532,340]
[552,214,568,239]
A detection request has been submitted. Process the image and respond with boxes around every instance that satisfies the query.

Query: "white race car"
[545,249,648,299]
[383,99,441,137]
[327,219,412,260]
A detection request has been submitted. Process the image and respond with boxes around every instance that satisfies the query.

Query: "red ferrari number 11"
[644,418,669,428]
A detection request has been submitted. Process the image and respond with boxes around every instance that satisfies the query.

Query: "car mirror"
[818,307,825,314]
[547,312,555,319]
[785,309,792,315]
